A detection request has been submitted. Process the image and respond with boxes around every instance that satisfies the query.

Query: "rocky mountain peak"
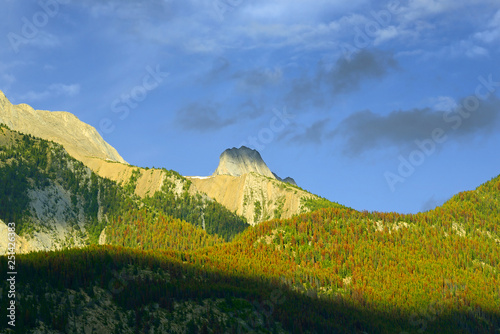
[272,173,297,186]
[212,146,297,186]
[0,89,126,164]
[212,146,276,179]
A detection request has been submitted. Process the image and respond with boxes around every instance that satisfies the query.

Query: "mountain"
[0,90,156,198]
[0,90,251,252]
[0,123,124,253]
[213,146,276,179]
[0,90,323,227]
[273,173,297,186]
[0,90,162,199]
[213,146,297,185]
[4,175,499,333]
[2,91,498,332]
[189,146,333,225]
[0,124,248,254]
[0,90,126,165]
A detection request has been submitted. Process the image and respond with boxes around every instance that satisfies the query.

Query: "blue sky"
[1,0,500,214]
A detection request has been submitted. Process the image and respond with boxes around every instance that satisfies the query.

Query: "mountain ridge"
[0,89,126,165]
[0,91,499,333]
[189,146,322,225]
[213,146,276,179]
[213,146,297,186]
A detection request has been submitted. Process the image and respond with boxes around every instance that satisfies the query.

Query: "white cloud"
[19,83,81,101]
[452,40,489,58]
[70,0,376,56]
[7,31,60,52]
[474,10,500,44]
[398,0,453,22]
[239,0,368,23]
[373,26,400,45]
[418,39,489,59]
[0,74,16,90]
[398,0,497,22]
[431,96,457,111]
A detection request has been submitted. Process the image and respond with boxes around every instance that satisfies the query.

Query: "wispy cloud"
[232,67,282,92]
[332,97,500,155]
[474,9,500,44]
[0,74,16,90]
[18,83,81,101]
[289,119,330,146]
[397,0,496,22]
[284,49,398,109]
[174,102,235,132]
[324,49,398,95]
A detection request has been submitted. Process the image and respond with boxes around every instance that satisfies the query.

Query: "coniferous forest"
[0,125,499,333]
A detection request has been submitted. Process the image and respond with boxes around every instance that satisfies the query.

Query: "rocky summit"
[213,146,276,179]
[0,89,126,165]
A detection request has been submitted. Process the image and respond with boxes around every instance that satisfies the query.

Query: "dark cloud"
[232,67,282,91]
[448,97,500,135]
[332,108,443,154]
[284,49,397,110]
[175,102,235,132]
[289,119,330,145]
[204,57,231,84]
[175,98,276,132]
[324,49,398,95]
[332,97,500,155]
[237,100,266,119]
[204,57,282,90]
[285,76,323,109]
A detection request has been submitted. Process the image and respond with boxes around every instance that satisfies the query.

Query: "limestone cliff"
[0,90,192,199]
[0,89,126,165]
[188,173,315,225]
[0,89,318,236]
[190,146,316,225]
[213,146,276,179]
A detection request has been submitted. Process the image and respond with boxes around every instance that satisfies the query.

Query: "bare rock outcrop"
[189,173,315,225]
[213,146,276,179]
[189,146,311,225]
[0,89,126,164]
[272,172,297,186]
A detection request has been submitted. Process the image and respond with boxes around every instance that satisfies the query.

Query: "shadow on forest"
[1,246,499,334]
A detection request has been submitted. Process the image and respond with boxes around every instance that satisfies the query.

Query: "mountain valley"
[0,90,499,333]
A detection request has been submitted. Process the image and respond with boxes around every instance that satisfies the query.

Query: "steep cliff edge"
[213,146,276,179]
[189,146,317,225]
[188,173,316,225]
[0,89,126,165]
[0,90,190,200]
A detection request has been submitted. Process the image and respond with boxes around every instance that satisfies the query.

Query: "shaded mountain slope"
[185,175,500,332]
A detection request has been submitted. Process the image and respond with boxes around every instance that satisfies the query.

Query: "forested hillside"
[1,125,499,333]
[106,208,225,251]
[2,175,499,333]
[0,125,249,252]
[0,123,128,246]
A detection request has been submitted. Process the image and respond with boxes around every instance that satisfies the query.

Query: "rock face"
[0,89,126,164]
[189,173,315,225]
[213,146,276,179]
[189,146,312,225]
[272,172,297,186]
[282,177,297,185]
